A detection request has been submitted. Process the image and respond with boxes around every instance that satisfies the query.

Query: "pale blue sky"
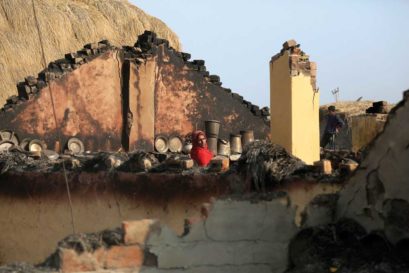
[130,0,409,107]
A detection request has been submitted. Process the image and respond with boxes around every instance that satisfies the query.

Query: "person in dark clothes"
[321,105,344,149]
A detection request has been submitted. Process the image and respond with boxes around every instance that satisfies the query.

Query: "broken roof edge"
[0,31,269,121]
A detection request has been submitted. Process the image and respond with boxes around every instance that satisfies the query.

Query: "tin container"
[207,137,218,156]
[154,135,168,153]
[217,139,230,156]
[205,120,221,138]
[230,134,242,154]
[240,130,254,147]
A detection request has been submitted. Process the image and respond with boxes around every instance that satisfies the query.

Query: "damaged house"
[0,3,408,272]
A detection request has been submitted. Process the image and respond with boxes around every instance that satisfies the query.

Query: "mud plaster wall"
[0,174,218,264]
[153,45,270,140]
[0,51,123,151]
[128,61,155,150]
[0,171,340,267]
[337,92,409,244]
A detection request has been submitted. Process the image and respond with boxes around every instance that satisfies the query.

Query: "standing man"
[321,105,344,149]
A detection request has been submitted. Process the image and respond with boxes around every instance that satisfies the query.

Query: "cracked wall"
[337,90,409,244]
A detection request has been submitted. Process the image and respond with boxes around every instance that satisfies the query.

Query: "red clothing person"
[190,130,213,167]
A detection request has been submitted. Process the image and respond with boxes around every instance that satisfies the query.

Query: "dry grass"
[320,101,374,116]
[0,0,181,105]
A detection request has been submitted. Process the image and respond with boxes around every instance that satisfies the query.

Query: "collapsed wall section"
[337,90,409,244]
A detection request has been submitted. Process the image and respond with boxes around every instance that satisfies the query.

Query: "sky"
[130,0,409,108]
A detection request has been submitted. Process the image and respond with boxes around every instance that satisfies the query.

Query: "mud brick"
[59,248,99,273]
[193,59,205,66]
[78,48,92,56]
[30,85,38,94]
[135,58,145,64]
[182,159,194,169]
[261,107,270,116]
[17,83,30,98]
[200,71,210,77]
[122,219,159,245]
[65,52,79,60]
[133,47,143,53]
[339,162,358,173]
[104,245,144,269]
[223,88,232,93]
[181,52,191,61]
[36,80,46,90]
[213,81,222,86]
[24,76,37,86]
[251,105,260,112]
[232,93,243,102]
[198,65,206,72]
[309,61,317,70]
[283,39,297,49]
[186,62,199,70]
[209,156,230,172]
[91,49,99,55]
[314,159,332,175]
[99,39,111,46]
[84,43,99,49]
[209,75,220,82]
[373,101,388,107]
[6,95,18,104]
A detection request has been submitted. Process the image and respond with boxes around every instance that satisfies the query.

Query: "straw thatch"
[320,101,394,117]
[0,0,181,105]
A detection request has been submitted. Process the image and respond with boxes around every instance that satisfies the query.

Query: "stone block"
[123,219,160,245]
[59,248,99,273]
[104,245,144,269]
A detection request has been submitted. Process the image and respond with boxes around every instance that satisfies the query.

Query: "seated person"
[190,130,213,167]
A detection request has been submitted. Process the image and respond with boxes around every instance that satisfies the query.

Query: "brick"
[104,245,144,269]
[123,219,159,245]
[84,43,99,49]
[340,162,359,173]
[283,39,297,49]
[182,159,194,169]
[209,156,229,172]
[59,248,99,273]
[314,159,332,175]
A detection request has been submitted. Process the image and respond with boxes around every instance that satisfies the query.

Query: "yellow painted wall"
[270,52,320,165]
[291,73,320,164]
[270,51,292,151]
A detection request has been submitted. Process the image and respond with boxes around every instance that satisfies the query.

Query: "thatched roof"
[0,0,181,105]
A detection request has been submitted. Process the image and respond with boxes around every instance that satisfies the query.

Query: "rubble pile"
[239,140,306,190]
[287,218,409,273]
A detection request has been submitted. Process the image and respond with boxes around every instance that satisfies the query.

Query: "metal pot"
[205,120,220,138]
[207,137,218,156]
[230,134,242,154]
[217,139,230,156]
[240,130,254,147]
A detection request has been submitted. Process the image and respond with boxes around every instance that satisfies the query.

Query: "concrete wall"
[337,91,409,244]
[270,45,320,165]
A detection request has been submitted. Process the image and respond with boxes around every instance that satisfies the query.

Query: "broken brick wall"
[337,91,409,244]
[0,32,270,152]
